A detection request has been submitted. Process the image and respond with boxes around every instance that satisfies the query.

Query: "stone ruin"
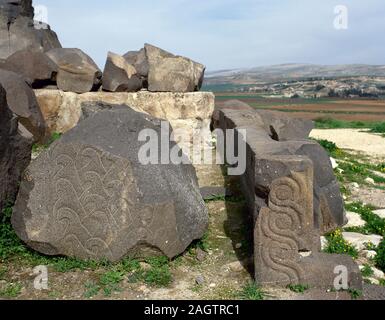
[0,0,363,292]
[0,1,211,261]
[0,0,61,60]
[212,104,362,289]
[12,104,208,261]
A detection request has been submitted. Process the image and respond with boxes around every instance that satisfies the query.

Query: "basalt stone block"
[12,103,209,261]
[145,43,205,93]
[3,50,58,87]
[255,109,314,141]
[221,99,255,111]
[0,1,61,59]
[46,48,102,93]
[254,161,361,289]
[0,69,46,141]
[102,52,142,92]
[0,0,34,21]
[213,108,345,234]
[0,83,32,214]
[123,48,149,79]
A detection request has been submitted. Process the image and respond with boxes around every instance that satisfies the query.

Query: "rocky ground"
[310,129,385,298]
[311,129,385,157]
[1,131,385,300]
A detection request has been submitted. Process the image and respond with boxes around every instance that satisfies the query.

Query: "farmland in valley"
[215,93,385,123]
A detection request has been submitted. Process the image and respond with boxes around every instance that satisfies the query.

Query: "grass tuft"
[287,284,310,293]
[238,282,265,300]
[324,229,359,259]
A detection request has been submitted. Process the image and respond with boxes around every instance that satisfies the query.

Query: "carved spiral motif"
[256,171,310,284]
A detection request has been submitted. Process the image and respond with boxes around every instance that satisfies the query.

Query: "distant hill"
[204,64,385,86]
[203,64,385,98]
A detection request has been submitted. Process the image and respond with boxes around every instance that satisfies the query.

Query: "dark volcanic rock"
[199,186,232,200]
[0,69,46,141]
[213,108,343,234]
[255,109,314,141]
[3,49,58,87]
[102,52,142,92]
[0,0,33,23]
[46,48,102,93]
[212,107,361,289]
[221,99,255,111]
[0,0,61,59]
[123,48,149,79]
[0,83,32,214]
[145,43,205,92]
[12,103,209,261]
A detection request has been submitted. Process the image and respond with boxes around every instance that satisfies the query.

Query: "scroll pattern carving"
[254,171,313,285]
[28,143,181,260]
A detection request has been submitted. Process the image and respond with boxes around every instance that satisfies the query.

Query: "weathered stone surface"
[145,43,205,92]
[102,52,142,92]
[363,283,385,300]
[213,107,361,289]
[373,209,385,219]
[342,232,383,251]
[34,89,215,156]
[254,164,361,288]
[0,83,32,214]
[254,109,314,141]
[12,104,209,261]
[0,0,61,59]
[199,186,231,201]
[290,288,355,300]
[123,48,149,79]
[214,108,345,234]
[0,69,46,141]
[3,50,58,87]
[221,99,255,111]
[345,211,366,228]
[0,0,33,21]
[46,48,101,93]
[214,100,314,141]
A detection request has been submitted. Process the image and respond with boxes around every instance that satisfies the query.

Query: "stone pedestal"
[34,90,215,160]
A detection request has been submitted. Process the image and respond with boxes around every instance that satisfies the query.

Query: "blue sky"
[40,0,385,70]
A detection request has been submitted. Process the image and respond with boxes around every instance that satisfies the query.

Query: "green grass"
[313,140,385,189]
[32,132,62,153]
[0,266,7,280]
[287,284,310,293]
[204,194,245,203]
[238,282,265,300]
[142,256,172,287]
[345,202,385,236]
[83,256,173,297]
[370,122,385,137]
[314,117,384,130]
[375,238,385,273]
[2,200,174,292]
[0,202,30,261]
[315,139,339,155]
[83,282,101,299]
[324,229,359,259]
[0,282,22,298]
[99,270,125,296]
[142,265,172,287]
[348,289,363,300]
[188,232,210,253]
[361,264,374,277]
